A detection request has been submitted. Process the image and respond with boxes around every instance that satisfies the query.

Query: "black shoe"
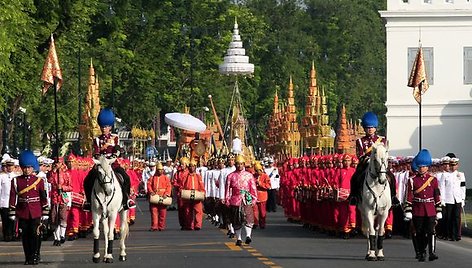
[342,232,350,239]
[235,240,242,246]
[83,203,91,212]
[418,253,426,262]
[60,236,66,244]
[429,253,438,261]
[385,230,392,239]
[245,236,252,245]
[415,252,421,259]
[68,234,77,241]
[228,233,235,239]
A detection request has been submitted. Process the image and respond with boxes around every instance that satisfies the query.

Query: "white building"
[380,0,472,187]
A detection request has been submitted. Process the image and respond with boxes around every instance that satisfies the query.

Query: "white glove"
[9,215,15,221]
[41,215,49,221]
[436,212,442,220]
[404,212,412,221]
[461,201,465,208]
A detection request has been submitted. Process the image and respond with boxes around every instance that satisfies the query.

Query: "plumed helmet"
[414,149,432,167]
[411,155,418,172]
[19,150,39,169]
[156,162,164,170]
[97,108,115,128]
[361,112,379,128]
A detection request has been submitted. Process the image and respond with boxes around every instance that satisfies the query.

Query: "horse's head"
[93,155,117,196]
[370,143,389,184]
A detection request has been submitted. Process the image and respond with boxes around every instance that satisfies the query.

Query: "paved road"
[1,199,471,268]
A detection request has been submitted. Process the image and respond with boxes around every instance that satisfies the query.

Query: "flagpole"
[53,77,60,160]
[419,94,422,151]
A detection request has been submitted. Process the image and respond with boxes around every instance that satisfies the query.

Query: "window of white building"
[463,47,472,84]
[408,47,434,85]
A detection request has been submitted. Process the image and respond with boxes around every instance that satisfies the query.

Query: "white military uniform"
[440,170,466,206]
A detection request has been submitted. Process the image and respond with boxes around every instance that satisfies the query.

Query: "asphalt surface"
[0,198,471,268]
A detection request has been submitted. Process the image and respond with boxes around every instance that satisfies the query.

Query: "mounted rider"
[83,108,136,211]
[348,112,399,206]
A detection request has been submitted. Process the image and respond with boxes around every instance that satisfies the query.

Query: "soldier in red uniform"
[404,149,441,262]
[9,150,49,265]
[83,108,135,211]
[181,159,205,230]
[147,162,172,231]
[253,162,271,229]
[349,112,398,206]
[48,159,72,245]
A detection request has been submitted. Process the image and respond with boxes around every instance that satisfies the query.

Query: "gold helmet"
[180,157,190,165]
[156,162,164,170]
[235,154,245,164]
[189,159,198,166]
[254,162,263,172]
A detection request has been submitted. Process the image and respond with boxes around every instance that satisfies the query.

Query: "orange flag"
[407,46,429,104]
[41,34,63,95]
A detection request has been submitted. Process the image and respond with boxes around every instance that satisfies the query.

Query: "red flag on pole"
[41,34,63,95]
[407,46,429,104]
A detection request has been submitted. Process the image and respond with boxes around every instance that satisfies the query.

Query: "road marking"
[251,252,263,256]
[224,242,242,251]
[257,257,269,261]
[263,261,275,265]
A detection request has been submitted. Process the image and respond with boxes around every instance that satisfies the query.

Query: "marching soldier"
[48,159,72,245]
[9,150,49,265]
[1,157,17,242]
[404,149,441,262]
[181,159,205,230]
[225,155,257,246]
[83,108,135,211]
[253,162,271,229]
[441,155,466,241]
[147,162,172,231]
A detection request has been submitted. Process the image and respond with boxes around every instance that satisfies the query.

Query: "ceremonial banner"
[41,34,63,95]
[407,46,429,104]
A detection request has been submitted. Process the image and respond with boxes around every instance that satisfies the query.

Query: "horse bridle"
[96,164,115,191]
[369,153,388,184]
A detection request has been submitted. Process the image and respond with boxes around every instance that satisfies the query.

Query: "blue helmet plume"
[97,108,115,127]
[414,149,432,167]
[361,112,378,128]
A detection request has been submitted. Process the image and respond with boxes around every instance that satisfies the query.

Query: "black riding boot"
[113,166,134,210]
[83,167,99,211]
[349,161,367,206]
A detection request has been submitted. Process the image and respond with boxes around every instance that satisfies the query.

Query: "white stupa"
[219,18,254,75]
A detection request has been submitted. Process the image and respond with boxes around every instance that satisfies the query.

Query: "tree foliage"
[0,0,387,152]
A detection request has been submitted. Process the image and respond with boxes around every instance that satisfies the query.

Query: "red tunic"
[147,174,172,197]
[405,173,441,217]
[181,172,205,192]
[255,173,271,203]
[10,175,48,219]
[48,169,73,205]
[356,134,387,158]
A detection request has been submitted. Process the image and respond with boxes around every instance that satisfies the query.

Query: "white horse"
[92,156,129,263]
[358,143,392,261]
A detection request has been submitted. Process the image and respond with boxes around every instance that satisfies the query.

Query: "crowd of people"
[0,110,467,265]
